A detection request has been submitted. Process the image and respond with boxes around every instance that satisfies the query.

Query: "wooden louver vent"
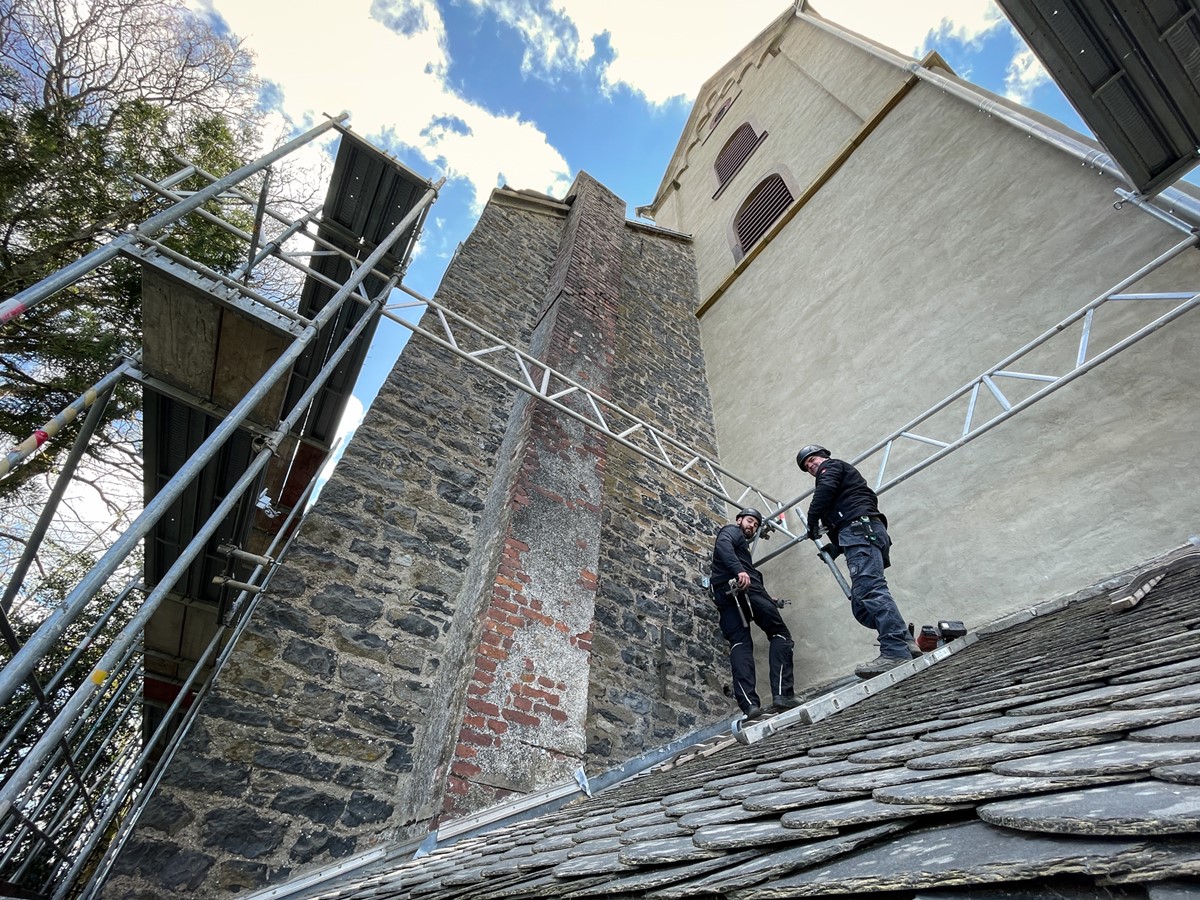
[710,98,733,131]
[735,175,793,252]
[715,124,759,187]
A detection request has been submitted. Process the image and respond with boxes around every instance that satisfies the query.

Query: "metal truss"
[124,176,797,525]
[118,152,800,525]
[378,289,797,536]
[758,225,1200,565]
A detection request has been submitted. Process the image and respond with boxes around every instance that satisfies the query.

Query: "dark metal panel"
[142,389,262,605]
[996,0,1200,194]
[283,131,430,449]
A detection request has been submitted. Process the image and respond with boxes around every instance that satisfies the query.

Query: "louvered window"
[710,98,732,131]
[715,124,759,187]
[734,175,793,254]
[712,124,768,199]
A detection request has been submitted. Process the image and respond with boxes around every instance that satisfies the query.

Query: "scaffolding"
[0,115,443,897]
[0,117,798,897]
[3,29,1200,891]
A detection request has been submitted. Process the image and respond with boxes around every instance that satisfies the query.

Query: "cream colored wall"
[654,20,906,301]
[689,22,1200,690]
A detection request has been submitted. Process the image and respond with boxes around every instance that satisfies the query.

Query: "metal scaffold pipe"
[71,447,328,900]
[54,281,393,897]
[0,179,439,716]
[0,259,401,834]
[0,237,422,834]
[0,358,135,480]
[0,114,347,325]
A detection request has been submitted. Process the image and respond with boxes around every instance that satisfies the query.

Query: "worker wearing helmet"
[709,508,800,718]
[796,445,919,678]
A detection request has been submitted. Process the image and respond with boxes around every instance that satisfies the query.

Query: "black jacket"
[806,458,886,538]
[710,523,764,595]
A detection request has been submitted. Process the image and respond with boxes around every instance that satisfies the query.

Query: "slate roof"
[302,547,1200,899]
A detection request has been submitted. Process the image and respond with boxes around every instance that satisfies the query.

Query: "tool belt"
[843,516,892,568]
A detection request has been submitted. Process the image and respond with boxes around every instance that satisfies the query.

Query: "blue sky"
[196,0,1093,434]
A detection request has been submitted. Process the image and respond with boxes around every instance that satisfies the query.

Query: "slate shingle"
[293,550,1200,899]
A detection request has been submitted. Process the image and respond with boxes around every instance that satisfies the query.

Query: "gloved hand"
[806,523,820,542]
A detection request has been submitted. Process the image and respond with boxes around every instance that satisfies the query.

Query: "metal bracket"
[573,767,593,798]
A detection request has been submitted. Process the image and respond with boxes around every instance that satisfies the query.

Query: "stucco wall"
[686,23,1200,688]
[653,18,906,301]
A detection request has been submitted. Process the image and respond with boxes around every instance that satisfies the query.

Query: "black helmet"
[736,507,763,525]
[796,445,831,469]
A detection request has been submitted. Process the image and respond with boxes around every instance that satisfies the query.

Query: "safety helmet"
[796,445,831,469]
[736,507,763,525]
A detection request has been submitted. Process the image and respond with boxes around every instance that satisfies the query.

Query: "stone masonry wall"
[102,176,728,898]
[102,199,559,898]
[587,226,728,762]
[440,174,626,817]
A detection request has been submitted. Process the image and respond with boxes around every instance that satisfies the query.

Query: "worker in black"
[797,445,917,678]
[709,508,800,718]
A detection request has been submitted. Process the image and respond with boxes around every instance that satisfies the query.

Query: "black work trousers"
[713,586,794,713]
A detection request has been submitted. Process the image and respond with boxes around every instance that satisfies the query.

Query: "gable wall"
[682,16,1200,688]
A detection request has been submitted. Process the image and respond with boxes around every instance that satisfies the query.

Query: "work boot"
[906,636,923,658]
[854,654,909,679]
[741,704,763,720]
[772,694,803,711]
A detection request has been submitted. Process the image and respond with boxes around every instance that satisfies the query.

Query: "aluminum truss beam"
[759,231,1200,565]
[125,157,800,531]
[375,287,798,538]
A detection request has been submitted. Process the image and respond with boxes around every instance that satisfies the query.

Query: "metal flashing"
[734,635,979,745]
[996,0,1200,195]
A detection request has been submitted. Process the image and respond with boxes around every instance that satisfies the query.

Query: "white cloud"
[200,0,570,211]
[1004,44,1050,105]
[336,395,366,447]
[821,0,1005,55]
[305,393,366,510]
[456,1,1008,106]
[461,0,587,76]
[198,0,1027,212]
[559,0,791,104]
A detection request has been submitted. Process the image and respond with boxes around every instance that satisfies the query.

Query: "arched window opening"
[734,175,793,255]
[715,123,761,188]
[710,97,733,131]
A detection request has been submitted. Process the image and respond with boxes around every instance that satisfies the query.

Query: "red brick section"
[441,174,625,821]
